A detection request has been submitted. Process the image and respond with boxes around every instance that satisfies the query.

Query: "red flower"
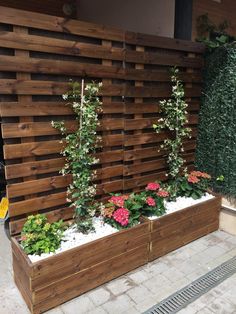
[146,197,156,207]
[146,182,160,191]
[21,235,27,242]
[157,190,169,198]
[113,208,129,226]
[109,196,125,207]
[188,175,200,184]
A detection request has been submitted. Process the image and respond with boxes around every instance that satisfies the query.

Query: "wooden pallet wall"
[0,6,205,235]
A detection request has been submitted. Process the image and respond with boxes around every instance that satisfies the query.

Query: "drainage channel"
[143,255,236,314]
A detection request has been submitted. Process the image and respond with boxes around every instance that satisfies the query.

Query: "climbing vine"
[52,80,102,233]
[153,67,191,180]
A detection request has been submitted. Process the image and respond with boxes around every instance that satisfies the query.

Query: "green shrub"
[21,214,65,255]
[196,44,236,197]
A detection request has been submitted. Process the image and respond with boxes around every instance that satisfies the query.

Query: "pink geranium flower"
[146,197,156,207]
[109,196,125,207]
[113,208,129,226]
[146,182,160,191]
[157,190,169,198]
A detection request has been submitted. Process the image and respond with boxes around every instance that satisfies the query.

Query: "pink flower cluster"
[146,182,160,191]
[146,197,156,207]
[109,196,125,207]
[113,207,129,226]
[157,190,169,198]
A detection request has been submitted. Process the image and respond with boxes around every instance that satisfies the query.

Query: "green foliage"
[196,44,236,197]
[52,81,102,233]
[153,67,191,180]
[21,214,65,255]
[196,14,235,51]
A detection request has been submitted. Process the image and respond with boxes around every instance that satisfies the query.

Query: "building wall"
[76,0,175,37]
[192,0,236,39]
[0,0,76,17]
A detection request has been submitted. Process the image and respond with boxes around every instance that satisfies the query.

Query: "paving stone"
[106,277,135,295]
[88,287,111,306]
[102,294,135,314]
[196,307,214,313]
[134,295,157,313]
[87,307,107,314]
[207,296,236,314]
[128,268,150,284]
[61,295,95,314]
[45,307,65,314]
[142,274,171,292]
[127,285,150,304]
[162,267,185,283]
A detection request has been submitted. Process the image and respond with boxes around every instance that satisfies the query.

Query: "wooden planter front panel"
[12,221,149,314]
[148,196,221,261]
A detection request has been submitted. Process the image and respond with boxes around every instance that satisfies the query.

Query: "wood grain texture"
[0,6,204,231]
[148,195,222,261]
[12,220,149,314]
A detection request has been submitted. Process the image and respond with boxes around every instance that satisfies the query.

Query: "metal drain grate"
[144,255,236,314]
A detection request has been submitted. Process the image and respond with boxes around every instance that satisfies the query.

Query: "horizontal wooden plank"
[31,222,149,283]
[5,158,65,179]
[125,128,197,146]
[124,140,196,161]
[126,50,203,68]
[0,6,125,42]
[125,31,205,53]
[0,101,124,117]
[3,141,123,160]
[5,158,123,180]
[9,191,67,217]
[124,159,167,176]
[125,101,200,114]
[124,171,167,190]
[0,79,201,98]
[1,119,123,138]
[0,31,124,61]
[0,80,125,96]
[125,85,202,98]
[33,245,148,312]
[126,69,202,82]
[7,174,71,198]
[0,55,125,80]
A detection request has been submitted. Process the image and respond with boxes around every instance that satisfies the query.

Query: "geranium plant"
[101,194,141,230]
[177,171,212,199]
[52,80,102,233]
[134,182,168,217]
[21,214,65,255]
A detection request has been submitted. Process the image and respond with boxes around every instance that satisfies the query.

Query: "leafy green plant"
[175,171,212,200]
[21,214,65,255]
[196,14,234,51]
[52,81,102,233]
[153,67,191,183]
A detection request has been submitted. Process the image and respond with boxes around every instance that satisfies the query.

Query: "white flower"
[62,94,68,100]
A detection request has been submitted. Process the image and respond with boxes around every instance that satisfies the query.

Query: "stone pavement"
[1,223,236,314]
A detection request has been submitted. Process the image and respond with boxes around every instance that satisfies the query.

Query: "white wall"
[76,0,175,38]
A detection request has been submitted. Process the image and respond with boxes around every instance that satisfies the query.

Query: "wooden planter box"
[148,195,221,261]
[12,220,150,314]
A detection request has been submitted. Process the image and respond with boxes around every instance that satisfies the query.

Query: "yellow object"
[0,197,9,219]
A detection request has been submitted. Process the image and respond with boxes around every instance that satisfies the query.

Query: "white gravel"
[148,193,215,220]
[27,194,215,262]
[28,217,118,263]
